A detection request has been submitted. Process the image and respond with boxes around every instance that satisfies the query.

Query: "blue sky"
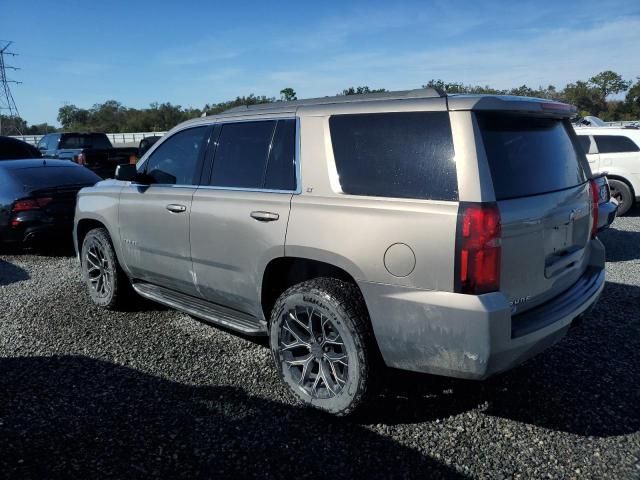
[2,0,639,126]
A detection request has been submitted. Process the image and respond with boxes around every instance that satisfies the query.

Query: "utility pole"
[0,40,22,136]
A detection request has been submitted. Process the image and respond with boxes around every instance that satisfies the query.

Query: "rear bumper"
[1,221,74,246]
[360,239,606,380]
[598,199,618,232]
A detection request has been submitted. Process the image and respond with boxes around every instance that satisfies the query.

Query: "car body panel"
[117,184,198,295]
[190,189,293,318]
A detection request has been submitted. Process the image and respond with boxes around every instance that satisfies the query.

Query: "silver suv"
[74,89,605,415]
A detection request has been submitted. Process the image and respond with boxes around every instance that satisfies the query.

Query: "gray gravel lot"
[1,212,639,479]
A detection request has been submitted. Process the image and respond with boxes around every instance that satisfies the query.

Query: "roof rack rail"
[220,88,445,114]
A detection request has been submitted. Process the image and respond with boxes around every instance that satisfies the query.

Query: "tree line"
[3,70,639,135]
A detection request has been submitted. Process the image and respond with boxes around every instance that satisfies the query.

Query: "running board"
[132,282,266,335]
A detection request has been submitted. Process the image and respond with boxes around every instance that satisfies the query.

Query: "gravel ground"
[1,212,639,479]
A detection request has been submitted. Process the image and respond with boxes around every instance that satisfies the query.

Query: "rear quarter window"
[329,111,457,201]
[477,114,589,200]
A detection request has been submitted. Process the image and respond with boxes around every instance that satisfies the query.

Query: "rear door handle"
[166,204,187,213]
[250,211,279,222]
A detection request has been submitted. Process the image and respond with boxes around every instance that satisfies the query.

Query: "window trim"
[200,116,301,195]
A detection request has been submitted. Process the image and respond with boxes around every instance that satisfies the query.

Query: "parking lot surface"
[1,213,639,479]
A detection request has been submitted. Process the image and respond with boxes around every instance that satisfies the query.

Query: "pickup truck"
[37,132,138,179]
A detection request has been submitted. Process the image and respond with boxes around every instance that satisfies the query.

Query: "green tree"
[339,86,387,95]
[624,77,640,117]
[423,79,505,94]
[57,104,90,130]
[280,87,297,101]
[562,81,604,116]
[203,94,275,115]
[589,70,631,99]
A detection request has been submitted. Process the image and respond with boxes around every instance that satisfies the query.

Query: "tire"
[269,278,374,416]
[608,179,634,216]
[81,228,131,310]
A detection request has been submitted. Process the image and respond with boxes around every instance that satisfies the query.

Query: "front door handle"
[250,211,279,222]
[166,204,187,213]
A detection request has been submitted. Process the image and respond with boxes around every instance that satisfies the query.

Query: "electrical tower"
[0,40,22,135]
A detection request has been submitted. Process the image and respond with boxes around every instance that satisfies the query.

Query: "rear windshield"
[0,138,41,160]
[11,166,100,188]
[477,114,589,200]
[329,111,457,201]
[60,134,112,149]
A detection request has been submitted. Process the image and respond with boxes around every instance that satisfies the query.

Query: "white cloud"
[261,15,640,97]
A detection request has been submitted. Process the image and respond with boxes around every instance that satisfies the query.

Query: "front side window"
[144,126,209,185]
[46,135,59,150]
[210,119,297,190]
[37,136,48,150]
[329,111,457,201]
[594,135,640,154]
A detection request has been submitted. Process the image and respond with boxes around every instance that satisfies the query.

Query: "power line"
[0,40,22,135]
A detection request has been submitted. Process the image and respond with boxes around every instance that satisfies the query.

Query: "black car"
[0,159,100,249]
[0,136,42,160]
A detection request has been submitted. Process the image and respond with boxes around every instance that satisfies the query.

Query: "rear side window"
[145,126,209,185]
[210,119,297,191]
[329,112,457,201]
[264,119,296,190]
[477,114,589,201]
[60,134,111,149]
[594,135,640,153]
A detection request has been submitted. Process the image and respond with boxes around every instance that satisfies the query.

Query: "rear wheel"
[269,278,374,416]
[608,179,634,216]
[81,228,131,309]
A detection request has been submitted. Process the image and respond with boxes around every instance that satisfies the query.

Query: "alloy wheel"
[278,306,349,399]
[85,237,113,299]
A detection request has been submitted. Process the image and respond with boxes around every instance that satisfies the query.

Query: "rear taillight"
[12,197,52,212]
[589,179,599,238]
[455,202,501,295]
[10,197,53,228]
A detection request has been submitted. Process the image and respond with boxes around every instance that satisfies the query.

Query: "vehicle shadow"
[0,259,30,286]
[0,355,465,480]
[358,281,639,438]
[599,227,640,262]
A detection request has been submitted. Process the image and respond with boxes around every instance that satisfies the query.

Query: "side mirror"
[115,164,138,182]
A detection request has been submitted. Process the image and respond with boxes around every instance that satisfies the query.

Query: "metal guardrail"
[605,121,640,127]
[10,132,167,146]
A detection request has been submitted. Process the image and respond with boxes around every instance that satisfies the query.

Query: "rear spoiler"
[447,95,577,117]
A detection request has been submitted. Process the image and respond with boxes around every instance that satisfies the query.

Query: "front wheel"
[81,228,131,309]
[269,278,375,416]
